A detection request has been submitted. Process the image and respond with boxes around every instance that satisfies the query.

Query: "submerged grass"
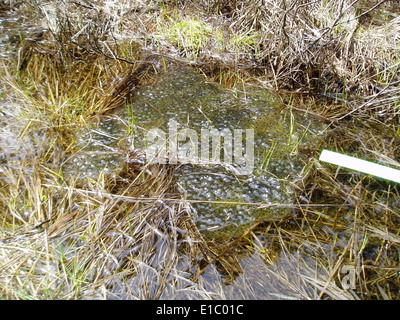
[0,0,399,300]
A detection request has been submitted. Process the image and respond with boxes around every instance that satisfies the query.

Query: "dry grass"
[0,156,213,299]
[0,0,399,300]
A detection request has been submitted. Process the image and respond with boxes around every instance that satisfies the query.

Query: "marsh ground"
[0,0,399,300]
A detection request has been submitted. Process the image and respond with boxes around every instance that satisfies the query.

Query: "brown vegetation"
[0,0,399,299]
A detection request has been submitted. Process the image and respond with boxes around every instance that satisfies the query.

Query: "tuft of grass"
[0,0,400,300]
[156,15,212,60]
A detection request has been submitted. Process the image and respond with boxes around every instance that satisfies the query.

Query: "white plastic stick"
[319,150,400,184]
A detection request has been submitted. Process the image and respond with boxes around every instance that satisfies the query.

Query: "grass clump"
[156,16,212,60]
[0,0,400,300]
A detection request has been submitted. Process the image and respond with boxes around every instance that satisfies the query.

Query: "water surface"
[64,67,324,231]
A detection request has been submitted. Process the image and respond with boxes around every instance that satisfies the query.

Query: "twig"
[281,0,299,45]
[340,0,392,25]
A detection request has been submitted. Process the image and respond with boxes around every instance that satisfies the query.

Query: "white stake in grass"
[319,150,400,184]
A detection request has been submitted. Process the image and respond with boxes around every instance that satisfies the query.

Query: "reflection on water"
[0,3,46,62]
[92,243,332,300]
[0,4,49,176]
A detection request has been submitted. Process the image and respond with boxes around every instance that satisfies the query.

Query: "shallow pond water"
[64,67,324,231]
[0,3,324,232]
